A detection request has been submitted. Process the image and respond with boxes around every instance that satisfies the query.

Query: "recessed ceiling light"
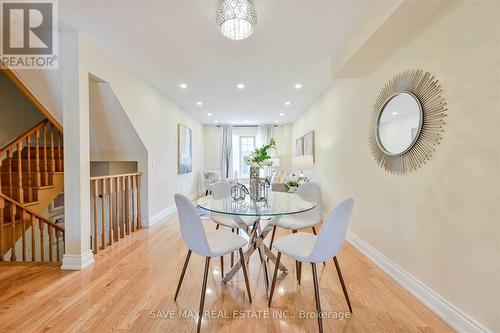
[237,83,245,89]
[207,113,212,116]
[392,112,398,116]
[274,120,279,123]
[179,83,188,89]
[244,120,249,123]
[213,120,219,123]
[285,101,291,106]
[294,83,302,89]
[279,112,284,116]
[196,101,203,106]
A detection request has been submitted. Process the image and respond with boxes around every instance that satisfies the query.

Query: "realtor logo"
[0,0,58,69]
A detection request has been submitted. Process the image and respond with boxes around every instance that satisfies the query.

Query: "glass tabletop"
[197,191,317,217]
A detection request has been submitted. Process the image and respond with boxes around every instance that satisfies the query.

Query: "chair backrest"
[296,182,322,221]
[211,181,232,200]
[203,170,221,189]
[174,194,212,256]
[307,198,354,262]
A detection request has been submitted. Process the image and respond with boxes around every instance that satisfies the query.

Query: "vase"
[249,166,261,200]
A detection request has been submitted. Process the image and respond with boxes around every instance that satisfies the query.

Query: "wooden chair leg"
[220,256,224,278]
[268,252,281,307]
[231,228,235,267]
[334,256,352,313]
[239,249,252,303]
[197,257,211,333]
[298,262,302,285]
[311,263,323,333]
[205,190,209,196]
[215,224,220,230]
[174,250,192,301]
[311,227,326,266]
[292,230,299,280]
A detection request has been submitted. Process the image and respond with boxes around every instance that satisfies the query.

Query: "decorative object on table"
[286,180,299,193]
[292,155,314,182]
[250,177,270,202]
[303,130,315,162]
[369,69,447,174]
[177,124,192,174]
[231,183,249,201]
[217,0,257,41]
[244,138,277,201]
[295,136,304,156]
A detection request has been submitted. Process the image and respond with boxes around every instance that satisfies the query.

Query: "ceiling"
[60,0,372,125]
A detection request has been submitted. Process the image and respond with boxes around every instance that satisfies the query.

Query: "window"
[239,136,256,178]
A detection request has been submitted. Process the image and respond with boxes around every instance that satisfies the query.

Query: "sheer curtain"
[219,124,233,179]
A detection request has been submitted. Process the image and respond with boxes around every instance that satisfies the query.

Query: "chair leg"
[311,263,323,333]
[231,228,235,267]
[215,224,220,230]
[197,257,211,333]
[311,227,326,267]
[174,250,192,301]
[205,190,209,196]
[298,262,302,285]
[268,252,281,307]
[220,256,224,278]
[239,249,252,303]
[333,256,352,313]
[292,230,299,281]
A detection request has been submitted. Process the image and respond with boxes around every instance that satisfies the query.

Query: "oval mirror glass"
[377,93,422,155]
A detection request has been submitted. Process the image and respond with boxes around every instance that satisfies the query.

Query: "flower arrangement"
[244,138,278,168]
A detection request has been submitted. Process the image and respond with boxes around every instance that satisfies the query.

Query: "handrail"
[90,172,143,181]
[0,119,49,153]
[0,192,64,233]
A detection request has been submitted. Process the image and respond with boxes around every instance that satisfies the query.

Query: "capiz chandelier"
[216,0,257,41]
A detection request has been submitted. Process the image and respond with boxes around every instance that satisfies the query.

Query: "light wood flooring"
[0,216,454,332]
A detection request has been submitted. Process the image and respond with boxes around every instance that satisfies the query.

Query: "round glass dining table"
[197,191,317,297]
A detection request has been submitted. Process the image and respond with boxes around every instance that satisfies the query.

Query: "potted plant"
[244,139,278,199]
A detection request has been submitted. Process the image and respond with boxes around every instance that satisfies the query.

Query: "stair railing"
[0,119,63,203]
[0,192,64,262]
[90,173,142,254]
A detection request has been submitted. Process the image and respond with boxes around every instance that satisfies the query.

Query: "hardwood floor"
[0,216,454,332]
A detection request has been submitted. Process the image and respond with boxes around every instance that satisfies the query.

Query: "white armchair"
[203,170,221,196]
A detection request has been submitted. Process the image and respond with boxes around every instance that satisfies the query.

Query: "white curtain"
[257,125,276,177]
[219,125,233,179]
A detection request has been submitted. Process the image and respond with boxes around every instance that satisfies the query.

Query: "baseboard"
[61,251,95,270]
[346,231,491,333]
[147,191,204,227]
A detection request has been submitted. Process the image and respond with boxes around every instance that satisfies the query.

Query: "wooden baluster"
[137,175,141,229]
[26,136,32,202]
[121,177,126,236]
[57,132,63,172]
[56,229,61,261]
[43,124,48,186]
[21,211,27,261]
[108,178,114,245]
[10,204,16,261]
[31,215,35,261]
[16,142,23,203]
[131,175,136,233]
[115,177,120,240]
[127,176,132,234]
[39,219,45,263]
[48,224,53,261]
[0,197,4,261]
[100,179,106,249]
[50,125,56,173]
[92,179,98,254]
[8,149,13,197]
[0,159,3,196]
[35,129,41,187]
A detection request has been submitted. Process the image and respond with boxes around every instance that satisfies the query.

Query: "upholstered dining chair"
[174,194,252,333]
[268,182,322,281]
[203,170,221,196]
[268,198,355,333]
[210,181,260,271]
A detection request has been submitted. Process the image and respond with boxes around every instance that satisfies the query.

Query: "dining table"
[196,191,317,298]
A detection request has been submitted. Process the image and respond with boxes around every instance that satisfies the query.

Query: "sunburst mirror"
[369,70,447,174]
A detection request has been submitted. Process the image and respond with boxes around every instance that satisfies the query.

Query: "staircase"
[0,109,64,263]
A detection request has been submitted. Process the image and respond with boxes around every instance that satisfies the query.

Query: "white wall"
[0,71,44,145]
[78,34,203,224]
[292,1,500,331]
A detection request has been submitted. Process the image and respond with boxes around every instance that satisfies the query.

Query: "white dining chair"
[268,182,322,280]
[174,194,252,333]
[268,198,354,333]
